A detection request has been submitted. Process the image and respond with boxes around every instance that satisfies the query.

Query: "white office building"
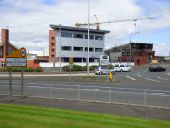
[49,24,110,63]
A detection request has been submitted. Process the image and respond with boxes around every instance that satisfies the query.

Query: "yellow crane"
[75,15,155,30]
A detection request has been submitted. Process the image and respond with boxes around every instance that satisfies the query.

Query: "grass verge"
[0,104,170,128]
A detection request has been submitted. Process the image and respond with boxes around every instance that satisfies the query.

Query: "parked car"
[95,66,115,75]
[148,66,166,72]
[114,64,131,72]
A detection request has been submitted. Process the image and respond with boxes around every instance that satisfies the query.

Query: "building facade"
[0,29,18,67]
[49,25,110,63]
[105,43,155,66]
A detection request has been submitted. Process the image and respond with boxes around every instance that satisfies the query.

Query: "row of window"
[61,46,103,52]
[60,32,103,41]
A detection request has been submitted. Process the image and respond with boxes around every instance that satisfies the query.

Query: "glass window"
[95,36,103,40]
[61,32,72,38]
[61,46,72,51]
[73,47,83,51]
[85,47,94,52]
[95,48,103,52]
[73,33,83,39]
[85,35,94,40]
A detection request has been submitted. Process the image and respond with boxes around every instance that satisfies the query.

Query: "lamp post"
[87,0,90,75]
[59,24,62,72]
[129,32,139,67]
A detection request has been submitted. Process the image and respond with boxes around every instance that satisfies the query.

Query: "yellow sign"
[69,57,73,64]
[7,47,27,58]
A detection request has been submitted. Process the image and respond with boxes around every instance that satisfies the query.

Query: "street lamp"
[59,24,62,72]
[87,0,90,75]
[129,32,139,67]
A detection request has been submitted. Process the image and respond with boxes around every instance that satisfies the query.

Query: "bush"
[0,67,43,72]
[62,65,98,72]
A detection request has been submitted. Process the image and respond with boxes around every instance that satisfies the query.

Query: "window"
[73,33,83,39]
[95,48,102,52]
[0,49,2,56]
[73,47,83,51]
[95,36,103,40]
[51,37,54,40]
[52,43,55,46]
[61,46,72,51]
[85,47,94,52]
[85,35,94,40]
[61,32,72,38]
[52,49,54,52]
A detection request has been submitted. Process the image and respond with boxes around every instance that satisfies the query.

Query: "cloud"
[0,0,169,56]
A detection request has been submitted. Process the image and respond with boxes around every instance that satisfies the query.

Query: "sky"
[0,0,170,56]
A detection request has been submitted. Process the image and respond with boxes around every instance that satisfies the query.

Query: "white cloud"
[0,0,170,56]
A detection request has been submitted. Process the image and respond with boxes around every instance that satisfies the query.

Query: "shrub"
[34,67,43,72]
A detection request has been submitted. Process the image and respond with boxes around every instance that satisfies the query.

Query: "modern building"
[49,24,110,63]
[105,43,155,66]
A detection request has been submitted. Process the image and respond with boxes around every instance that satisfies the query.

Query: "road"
[0,66,170,108]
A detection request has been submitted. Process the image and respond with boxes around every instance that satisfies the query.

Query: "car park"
[95,66,115,75]
[148,66,166,72]
[114,64,131,72]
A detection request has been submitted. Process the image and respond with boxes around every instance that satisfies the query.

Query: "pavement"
[0,96,170,120]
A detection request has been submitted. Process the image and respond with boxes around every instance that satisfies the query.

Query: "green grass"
[0,104,170,128]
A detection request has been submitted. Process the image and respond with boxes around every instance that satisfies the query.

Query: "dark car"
[148,66,166,72]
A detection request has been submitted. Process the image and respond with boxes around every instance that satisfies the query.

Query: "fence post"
[144,89,147,106]
[78,86,80,101]
[50,85,53,98]
[109,87,112,103]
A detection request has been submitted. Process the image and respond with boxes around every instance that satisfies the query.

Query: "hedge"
[0,67,43,72]
[62,65,98,72]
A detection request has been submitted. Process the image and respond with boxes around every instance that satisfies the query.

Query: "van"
[114,64,131,72]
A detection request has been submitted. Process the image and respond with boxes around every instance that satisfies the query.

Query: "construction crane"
[75,15,155,30]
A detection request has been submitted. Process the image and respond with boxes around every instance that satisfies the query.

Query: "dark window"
[95,48,102,52]
[61,32,72,38]
[95,36,103,40]
[73,47,83,51]
[102,55,108,59]
[61,46,72,51]
[52,49,54,52]
[85,47,93,52]
[85,35,94,40]
[51,37,54,40]
[52,43,55,46]
[73,33,83,39]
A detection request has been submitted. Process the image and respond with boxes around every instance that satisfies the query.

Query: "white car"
[95,66,115,75]
[114,64,131,72]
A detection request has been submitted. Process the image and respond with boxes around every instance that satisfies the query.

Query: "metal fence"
[0,84,170,109]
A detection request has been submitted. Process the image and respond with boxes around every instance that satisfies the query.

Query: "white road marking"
[137,74,142,78]
[144,78,160,83]
[150,93,165,95]
[157,76,168,81]
[126,76,136,81]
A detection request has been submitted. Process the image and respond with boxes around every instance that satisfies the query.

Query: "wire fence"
[0,84,170,109]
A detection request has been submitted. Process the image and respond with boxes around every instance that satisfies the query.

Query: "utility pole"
[87,0,90,75]
[59,24,62,72]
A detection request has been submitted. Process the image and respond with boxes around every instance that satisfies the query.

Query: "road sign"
[6,58,27,67]
[7,47,27,58]
[6,47,27,67]
[69,57,73,64]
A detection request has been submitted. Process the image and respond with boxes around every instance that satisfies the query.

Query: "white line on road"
[144,78,160,83]
[157,76,168,81]
[126,76,136,81]
[137,74,142,78]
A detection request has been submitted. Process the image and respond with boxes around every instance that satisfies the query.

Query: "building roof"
[0,42,18,49]
[50,24,110,34]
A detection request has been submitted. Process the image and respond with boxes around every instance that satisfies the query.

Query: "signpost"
[6,48,27,101]
[69,57,73,80]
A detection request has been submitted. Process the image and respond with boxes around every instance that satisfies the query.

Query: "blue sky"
[0,0,170,56]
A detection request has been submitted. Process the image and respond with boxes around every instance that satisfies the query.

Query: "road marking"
[144,78,160,83]
[157,76,168,81]
[137,74,142,78]
[126,76,136,81]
